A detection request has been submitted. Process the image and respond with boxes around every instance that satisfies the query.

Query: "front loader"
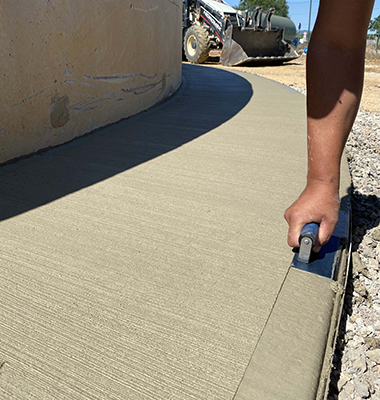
[182,0,299,66]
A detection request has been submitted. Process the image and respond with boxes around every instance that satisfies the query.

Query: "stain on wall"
[50,94,70,128]
[0,0,182,163]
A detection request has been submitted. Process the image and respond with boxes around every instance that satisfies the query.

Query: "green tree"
[235,0,289,17]
[369,15,380,54]
[369,15,380,33]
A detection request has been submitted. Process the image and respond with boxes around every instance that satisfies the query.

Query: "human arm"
[284,0,375,251]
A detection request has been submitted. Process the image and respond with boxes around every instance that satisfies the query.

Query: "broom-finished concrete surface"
[0,64,350,399]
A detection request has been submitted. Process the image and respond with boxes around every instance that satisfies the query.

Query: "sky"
[226,0,380,33]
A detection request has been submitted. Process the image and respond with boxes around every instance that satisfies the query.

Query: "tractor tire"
[183,25,210,64]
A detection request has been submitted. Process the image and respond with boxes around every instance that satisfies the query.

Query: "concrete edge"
[317,196,352,400]
[233,196,351,400]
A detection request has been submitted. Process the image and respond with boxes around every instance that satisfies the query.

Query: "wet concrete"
[0,64,351,399]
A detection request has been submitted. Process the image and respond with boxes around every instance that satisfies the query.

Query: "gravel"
[329,109,380,400]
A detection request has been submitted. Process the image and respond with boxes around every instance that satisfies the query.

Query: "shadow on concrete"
[0,64,253,221]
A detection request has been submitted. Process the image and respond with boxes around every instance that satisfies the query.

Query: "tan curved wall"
[0,0,182,164]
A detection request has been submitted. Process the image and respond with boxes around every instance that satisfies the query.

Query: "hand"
[284,181,340,251]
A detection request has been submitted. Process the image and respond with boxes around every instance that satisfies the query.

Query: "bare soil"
[203,52,380,114]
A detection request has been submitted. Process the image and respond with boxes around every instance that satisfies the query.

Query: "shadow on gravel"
[328,191,380,399]
[351,192,380,250]
[0,64,253,221]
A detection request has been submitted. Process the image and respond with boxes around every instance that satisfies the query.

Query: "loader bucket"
[220,25,299,66]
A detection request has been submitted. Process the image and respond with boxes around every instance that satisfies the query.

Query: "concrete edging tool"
[298,222,319,264]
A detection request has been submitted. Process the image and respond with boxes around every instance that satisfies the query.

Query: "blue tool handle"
[299,223,319,247]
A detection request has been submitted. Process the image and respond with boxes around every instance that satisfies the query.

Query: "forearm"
[306,38,365,190]
[305,0,374,189]
[284,0,374,249]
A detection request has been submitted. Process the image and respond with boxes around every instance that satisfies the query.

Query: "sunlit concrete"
[0,64,350,399]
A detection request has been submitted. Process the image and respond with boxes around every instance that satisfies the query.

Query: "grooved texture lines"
[1,65,307,399]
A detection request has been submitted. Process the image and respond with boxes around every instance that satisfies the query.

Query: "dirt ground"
[203,52,380,114]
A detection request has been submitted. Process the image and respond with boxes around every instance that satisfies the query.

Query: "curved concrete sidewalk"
[0,64,350,399]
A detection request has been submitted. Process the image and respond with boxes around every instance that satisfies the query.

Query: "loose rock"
[371,229,380,241]
[368,349,380,364]
[353,378,370,398]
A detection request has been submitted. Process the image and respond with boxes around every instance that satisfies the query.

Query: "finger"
[287,221,305,248]
[315,221,334,251]
[284,208,308,248]
[284,209,297,247]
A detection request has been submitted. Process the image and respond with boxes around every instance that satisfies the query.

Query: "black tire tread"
[183,25,210,64]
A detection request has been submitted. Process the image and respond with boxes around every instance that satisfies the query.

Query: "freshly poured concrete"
[0,64,350,399]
